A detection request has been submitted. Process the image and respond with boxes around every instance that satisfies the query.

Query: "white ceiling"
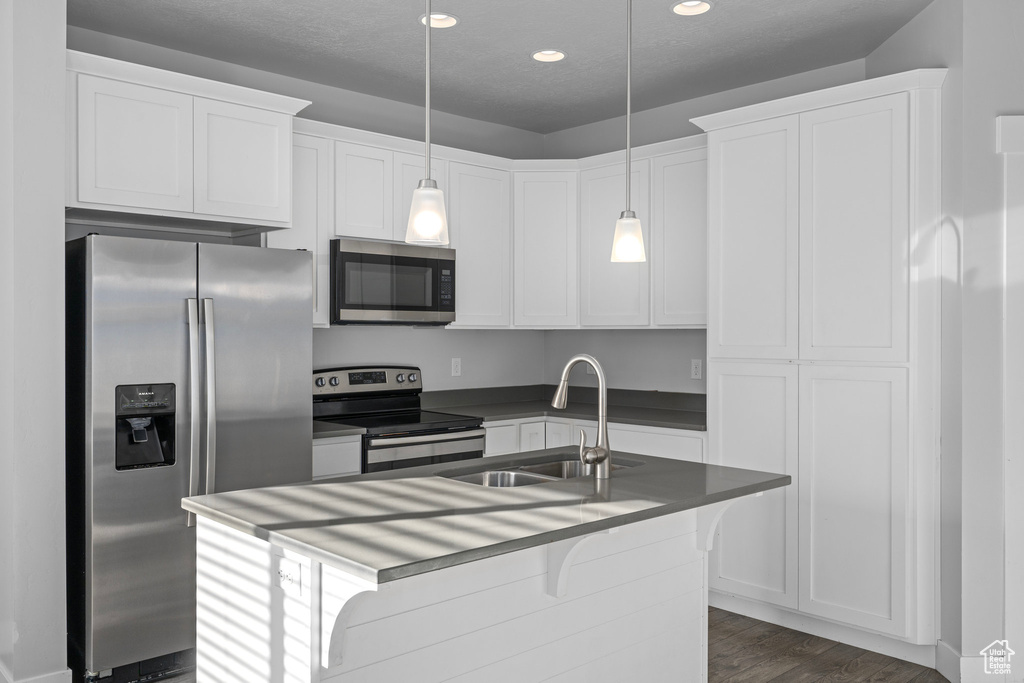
[67,0,934,134]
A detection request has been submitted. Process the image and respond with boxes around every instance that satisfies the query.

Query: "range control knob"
[408,373,418,383]
[396,373,406,383]
[329,376,340,387]
[315,377,326,388]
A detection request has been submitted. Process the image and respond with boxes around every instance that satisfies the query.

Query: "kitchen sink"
[442,457,641,487]
[447,470,557,487]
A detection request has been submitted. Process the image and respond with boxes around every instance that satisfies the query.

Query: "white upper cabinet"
[334,142,393,240]
[267,134,333,327]
[75,75,194,213]
[447,162,511,327]
[194,98,292,223]
[513,171,578,327]
[652,148,708,327]
[707,116,799,359]
[393,152,445,242]
[67,51,309,231]
[799,94,910,362]
[579,160,651,327]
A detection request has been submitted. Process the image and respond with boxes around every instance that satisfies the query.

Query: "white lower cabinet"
[798,365,909,636]
[312,436,361,480]
[608,422,704,462]
[709,362,916,639]
[708,362,799,608]
[483,420,522,456]
[487,417,704,463]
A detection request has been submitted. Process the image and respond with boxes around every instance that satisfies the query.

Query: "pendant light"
[610,0,646,262]
[406,0,449,245]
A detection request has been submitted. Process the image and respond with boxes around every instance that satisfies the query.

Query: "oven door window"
[341,252,437,311]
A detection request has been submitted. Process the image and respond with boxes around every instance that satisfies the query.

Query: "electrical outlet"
[277,557,302,596]
[451,357,462,377]
[690,359,703,380]
[586,365,596,375]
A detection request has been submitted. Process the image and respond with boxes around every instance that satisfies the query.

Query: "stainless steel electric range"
[312,365,484,473]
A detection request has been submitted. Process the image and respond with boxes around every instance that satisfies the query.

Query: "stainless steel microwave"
[329,238,456,325]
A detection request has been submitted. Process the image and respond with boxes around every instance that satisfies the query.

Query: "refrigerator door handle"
[203,298,217,495]
[186,298,202,527]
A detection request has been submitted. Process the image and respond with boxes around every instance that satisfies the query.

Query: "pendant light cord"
[425,0,432,180]
[625,0,632,213]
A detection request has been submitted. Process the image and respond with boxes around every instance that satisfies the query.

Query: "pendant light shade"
[611,210,646,262]
[407,179,449,244]
[406,0,449,245]
[610,0,646,262]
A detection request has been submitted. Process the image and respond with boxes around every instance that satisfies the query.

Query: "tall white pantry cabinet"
[694,70,945,647]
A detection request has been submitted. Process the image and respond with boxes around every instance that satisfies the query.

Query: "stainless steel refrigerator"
[66,234,313,681]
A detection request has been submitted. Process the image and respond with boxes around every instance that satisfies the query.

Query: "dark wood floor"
[708,607,950,682]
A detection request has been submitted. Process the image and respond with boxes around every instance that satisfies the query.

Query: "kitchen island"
[182,448,789,683]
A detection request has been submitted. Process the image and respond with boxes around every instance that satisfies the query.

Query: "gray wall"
[67,26,546,160]
[1,1,69,682]
[312,327,547,392]
[544,330,707,394]
[540,60,866,159]
[868,0,1024,672]
[311,327,707,395]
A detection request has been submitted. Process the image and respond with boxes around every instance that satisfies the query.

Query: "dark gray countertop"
[441,399,707,431]
[312,420,366,439]
[182,448,788,584]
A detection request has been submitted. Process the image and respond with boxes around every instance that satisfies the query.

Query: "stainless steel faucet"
[551,354,611,479]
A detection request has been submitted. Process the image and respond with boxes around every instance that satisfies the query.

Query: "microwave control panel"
[439,267,455,311]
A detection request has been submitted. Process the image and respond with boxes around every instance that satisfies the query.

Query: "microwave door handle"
[186,299,201,527]
[203,299,217,496]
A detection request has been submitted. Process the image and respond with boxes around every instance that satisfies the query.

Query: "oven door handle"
[366,428,486,448]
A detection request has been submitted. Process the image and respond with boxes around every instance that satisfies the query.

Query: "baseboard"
[709,591,937,668]
[935,639,961,682]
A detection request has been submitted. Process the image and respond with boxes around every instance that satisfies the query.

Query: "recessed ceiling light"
[672,0,711,16]
[532,50,566,63]
[419,13,458,28]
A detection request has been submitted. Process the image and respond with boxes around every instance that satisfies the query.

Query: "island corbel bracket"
[545,529,617,598]
[320,564,379,672]
[696,493,763,552]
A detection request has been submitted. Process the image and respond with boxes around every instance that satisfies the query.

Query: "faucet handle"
[578,429,588,466]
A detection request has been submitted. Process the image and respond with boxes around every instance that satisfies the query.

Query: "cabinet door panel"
[393,152,445,242]
[708,362,798,607]
[518,421,547,452]
[799,94,909,362]
[798,365,908,636]
[267,134,332,327]
[335,142,393,240]
[708,118,798,359]
[448,163,511,327]
[312,438,361,480]
[194,98,291,222]
[652,149,708,326]
[484,423,518,456]
[513,172,578,327]
[76,74,194,212]
[579,161,650,326]
[545,421,573,449]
